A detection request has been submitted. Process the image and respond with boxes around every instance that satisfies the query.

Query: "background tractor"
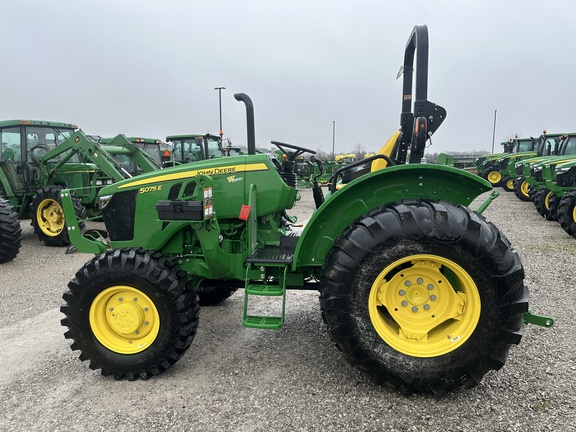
[0,120,161,246]
[60,25,551,396]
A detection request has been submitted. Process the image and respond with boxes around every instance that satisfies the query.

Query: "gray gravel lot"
[0,188,575,432]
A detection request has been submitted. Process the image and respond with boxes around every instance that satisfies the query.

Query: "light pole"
[332,121,335,160]
[214,87,226,144]
[491,109,497,154]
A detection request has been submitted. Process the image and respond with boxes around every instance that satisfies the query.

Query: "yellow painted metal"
[370,131,401,172]
[368,254,481,357]
[36,198,65,237]
[506,178,514,190]
[487,170,501,185]
[545,190,553,211]
[521,181,530,197]
[90,286,160,354]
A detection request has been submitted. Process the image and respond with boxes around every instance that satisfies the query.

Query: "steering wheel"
[29,144,51,164]
[271,140,316,161]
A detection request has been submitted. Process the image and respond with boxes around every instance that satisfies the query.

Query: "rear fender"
[293,164,492,269]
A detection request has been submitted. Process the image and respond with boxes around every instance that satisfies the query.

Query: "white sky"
[1,0,574,155]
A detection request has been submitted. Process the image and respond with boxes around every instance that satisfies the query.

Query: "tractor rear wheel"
[557,190,576,237]
[30,186,86,246]
[61,248,200,380]
[533,187,555,220]
[0,198,22,263]
[501,176,515,192]
[319,200,527,396]
[513,176,531,201]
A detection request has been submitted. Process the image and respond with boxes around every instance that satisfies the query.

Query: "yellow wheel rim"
[368,254,481,358]
[506,178,514,190]
[572,204,576,223]
[487,171,501,185]
[521,181,530,197]
[545,191,553,211]
[36,198,65,237]
[90,286,160,354]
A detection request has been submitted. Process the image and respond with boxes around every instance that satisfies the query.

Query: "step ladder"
[243,248,291,329]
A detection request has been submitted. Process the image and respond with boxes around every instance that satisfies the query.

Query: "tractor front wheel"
[501,176,515,192]
[61,248,200,380]
[533,187,555,220]
[0,198,22,263]
[557,190,576,237]
[513,176,531,201]
[320,200,527,396]
[30,186,85,246]
[483,169,502,187]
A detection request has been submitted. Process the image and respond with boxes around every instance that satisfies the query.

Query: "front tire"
[0,198,22,263]
[533,187,555,220]
[61,248,200,380]
[557,190,576,237]
[30,186,85,246]
[501,176,514,192]
[513,176,531,201]
[320,200,527,396]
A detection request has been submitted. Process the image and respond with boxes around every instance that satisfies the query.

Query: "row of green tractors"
[51,25,553,396]
[474,131,576,237]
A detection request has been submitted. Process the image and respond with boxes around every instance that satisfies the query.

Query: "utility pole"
[492,109,497,154]
[332,121,336,160]
[214,87,226,145]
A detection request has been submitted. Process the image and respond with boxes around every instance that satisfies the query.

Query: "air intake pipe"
[234,93,256,155]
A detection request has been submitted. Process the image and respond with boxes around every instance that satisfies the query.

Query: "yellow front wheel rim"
[545,191,553,211]
[90,286,160,354]
[487,171,501,184]
[506,178,514,190]
[521,181,530,196]
[368,254,481,358]
[36,198,65,237]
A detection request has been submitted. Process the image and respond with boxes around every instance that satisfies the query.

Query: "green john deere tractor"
[0,197,21,263]
[0,120,160,246]
[60,25,552,396]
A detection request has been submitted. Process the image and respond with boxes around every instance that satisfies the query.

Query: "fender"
[293,164,492,269]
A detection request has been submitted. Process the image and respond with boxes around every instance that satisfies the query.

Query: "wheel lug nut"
[135,330,140,335]
[430,295,437,301]
[424,304,430,310]
[401,300,408,307]
[118,297,123,302]
[417,278,423,284]
[132,297,137,301]
[144,321,149,325]
[144,307,149,312]
[404,280,412,286]
[412,307,418,313]
[109,307,114,311]
[427,284,434,290]
[399,290,406,296]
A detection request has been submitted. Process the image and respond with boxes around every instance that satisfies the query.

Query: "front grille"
[102,190,137,241]
[534,171,543,182]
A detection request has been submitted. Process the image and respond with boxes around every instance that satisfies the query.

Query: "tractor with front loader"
[59,25,552,396]
[0,120,161,247]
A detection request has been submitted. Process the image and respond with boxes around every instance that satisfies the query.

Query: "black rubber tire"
[30,186,85,246]
[557,190,576,237]
[548,192,560,221]
[197,280,238,306]
[513,176,531,201]
[533,187,554,220]
[319,199,527,396]
[61,248,200,380]
[501,176,514,192]
[0,198,22,263]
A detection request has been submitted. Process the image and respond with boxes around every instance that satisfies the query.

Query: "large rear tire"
[30,186,85,246]
[0,198,21,263]
[61,248,200,380]
[319,200,527,396]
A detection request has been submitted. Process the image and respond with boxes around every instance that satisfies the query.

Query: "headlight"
[533,166,542,173]
[555,166,571,174]
[99,194,113,210]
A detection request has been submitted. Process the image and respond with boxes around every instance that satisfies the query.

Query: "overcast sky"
[1,0,574,155]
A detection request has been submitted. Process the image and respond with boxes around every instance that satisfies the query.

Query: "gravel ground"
[0,187,575,432]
